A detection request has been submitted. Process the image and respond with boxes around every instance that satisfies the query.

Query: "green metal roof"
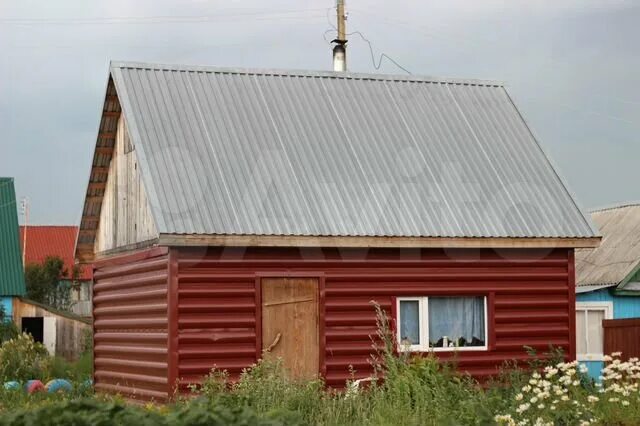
[0,178,26,296]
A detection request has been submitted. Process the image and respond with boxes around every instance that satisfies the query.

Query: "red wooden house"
[75,62,600,401]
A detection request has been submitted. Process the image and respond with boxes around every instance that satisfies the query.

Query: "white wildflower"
[494,414,516,426]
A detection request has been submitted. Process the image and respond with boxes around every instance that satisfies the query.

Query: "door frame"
[255,272,326,377]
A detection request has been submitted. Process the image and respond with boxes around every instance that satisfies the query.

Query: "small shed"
[576,203,640,377]
[1,178,92,360]
[76,62,600,401]
[0,177,27,318]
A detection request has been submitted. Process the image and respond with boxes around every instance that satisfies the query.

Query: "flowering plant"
[495,353,640,426]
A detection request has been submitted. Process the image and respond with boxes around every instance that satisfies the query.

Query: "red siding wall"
[93,247,170,400]
[172,247,575,389]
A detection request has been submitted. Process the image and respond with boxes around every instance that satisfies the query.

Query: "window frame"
[575,301,613,361]
[396,296,488,353]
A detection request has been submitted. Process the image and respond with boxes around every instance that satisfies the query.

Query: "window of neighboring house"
[576,301,613,361]
[397,296,488,352]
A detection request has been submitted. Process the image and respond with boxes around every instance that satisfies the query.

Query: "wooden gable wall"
[94,116,157,254]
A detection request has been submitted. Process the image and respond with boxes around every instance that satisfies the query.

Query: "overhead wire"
[323,7,411,75]
[0,8,328,25]
[350,7,639,123]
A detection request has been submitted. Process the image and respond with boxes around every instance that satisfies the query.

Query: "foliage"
[0,399,164,426]
[168,400,299,426]
[47,352,92,382]
[0,398,300,426]
[0,333,49,382]
[0,305,19,344]
[495,352,640,426]
[2,307,640,425]
[24,256,78,310]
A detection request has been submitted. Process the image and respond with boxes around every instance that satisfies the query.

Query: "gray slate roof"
[576,204,640,289]
[110,61,596,239]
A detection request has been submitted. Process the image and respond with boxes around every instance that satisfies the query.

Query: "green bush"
[0,399,163,426]
[0,306,18,345]
[46,352,92,382]
[3,305,640,425]
[0,398,301,426]
[0,333,49,382]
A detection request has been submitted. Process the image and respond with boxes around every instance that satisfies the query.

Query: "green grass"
[2,308,640,425]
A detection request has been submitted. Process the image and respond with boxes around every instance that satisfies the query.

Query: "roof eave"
[158,233,601,249]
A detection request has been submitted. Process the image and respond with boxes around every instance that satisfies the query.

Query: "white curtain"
[428,297,485,346]
[399,300,420,345]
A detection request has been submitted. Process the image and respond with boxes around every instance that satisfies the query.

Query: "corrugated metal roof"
[109,61,596,239]
[576,204,640,287]
[20,226,92,280]
[0,178,26,296]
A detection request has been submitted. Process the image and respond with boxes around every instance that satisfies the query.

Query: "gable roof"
[576,203,640,290]
[20,226,92,280]
[0,178,26,296]
[77,62,598,259]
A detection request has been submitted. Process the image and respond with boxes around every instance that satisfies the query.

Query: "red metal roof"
[19,226,92,280]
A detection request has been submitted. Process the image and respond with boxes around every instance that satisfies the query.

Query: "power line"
[348,30,411,75]
[323,27,411,75]
[0,8,327,25]
[350,7,640,121]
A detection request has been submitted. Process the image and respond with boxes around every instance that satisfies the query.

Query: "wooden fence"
[603,318,640,359]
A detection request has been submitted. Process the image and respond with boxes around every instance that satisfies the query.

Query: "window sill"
[577,354,605,362]
[399,346,488,353]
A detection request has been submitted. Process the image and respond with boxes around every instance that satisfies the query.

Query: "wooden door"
[261,277,319,379]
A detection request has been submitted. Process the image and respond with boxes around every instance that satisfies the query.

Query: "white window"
[576,302,612,361]
[397,296,488,352]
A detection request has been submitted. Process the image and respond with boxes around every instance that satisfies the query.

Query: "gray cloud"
[1,0,638,224]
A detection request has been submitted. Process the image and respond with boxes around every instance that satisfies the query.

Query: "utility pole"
[20,197,29,270]
[332,0,347,72]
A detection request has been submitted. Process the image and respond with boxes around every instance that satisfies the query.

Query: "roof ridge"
[590,202,640,214]
[20,224,78,228]
[109,60,505,87]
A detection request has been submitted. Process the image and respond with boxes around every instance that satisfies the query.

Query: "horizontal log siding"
[92,248,169,401]
[175,251,257,391]
[175,247,574,390]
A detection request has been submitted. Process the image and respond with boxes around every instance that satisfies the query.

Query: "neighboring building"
[0,177,27,319]
[1,177,91,360]
[20,225,93,317]
[75,62,599,401]
[576,204,640,378]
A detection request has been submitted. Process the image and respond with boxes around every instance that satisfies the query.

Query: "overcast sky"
[1,0,638,225]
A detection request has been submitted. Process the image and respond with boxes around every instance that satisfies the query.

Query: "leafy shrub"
[168,400,300,426]
[0,399,164,426]
[495,352,640,426]
[46,352,92,382]
[3,304,640,426]
[0,398,301,426]
[0,306,19,344]
[0,333,49,382]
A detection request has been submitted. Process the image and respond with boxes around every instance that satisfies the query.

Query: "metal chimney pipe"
[332,0,347,72]
[333,43,346,72]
